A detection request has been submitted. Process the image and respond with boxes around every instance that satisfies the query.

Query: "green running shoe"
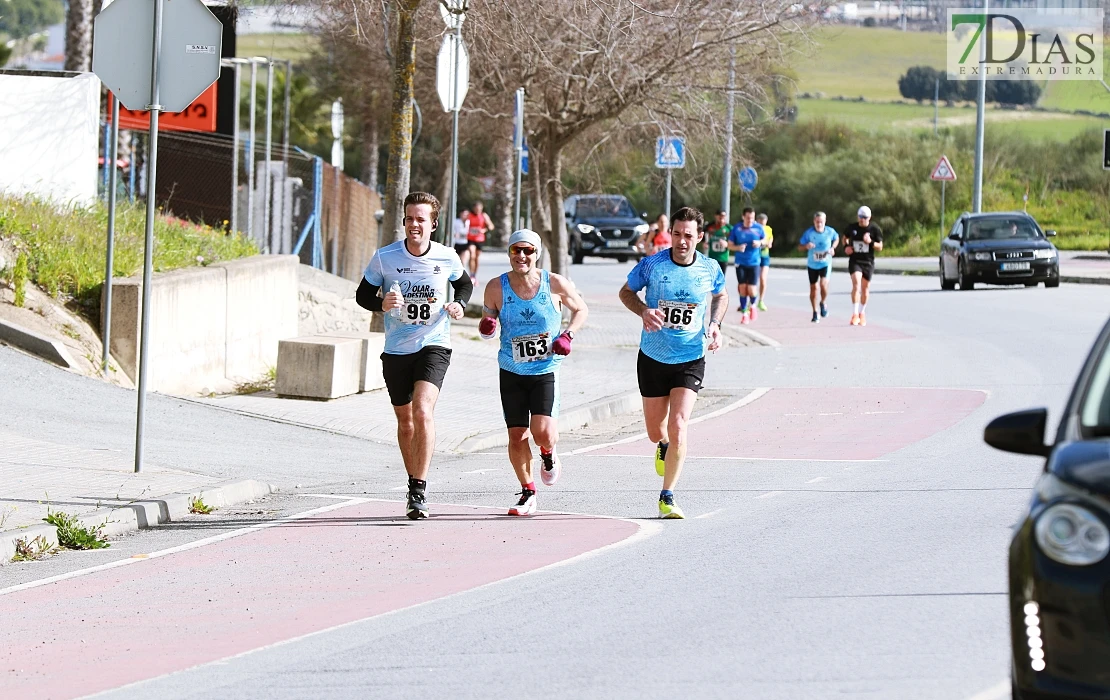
[658,495,685,519]
[757,300,768,312]
[654,441,668,477]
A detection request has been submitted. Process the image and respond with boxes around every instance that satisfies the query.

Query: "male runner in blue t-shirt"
[797,211,839,324]
[619,207,728,519]
[727,207,764,325]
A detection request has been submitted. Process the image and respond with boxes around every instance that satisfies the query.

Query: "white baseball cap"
[857,206,872,219]
[507,229,542,253]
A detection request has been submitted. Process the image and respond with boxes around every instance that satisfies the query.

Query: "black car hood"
[963,238,1053,251]
[572,216,646,228]
[1049,441,1110,495]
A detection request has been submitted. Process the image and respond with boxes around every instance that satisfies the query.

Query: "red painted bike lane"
[598,387,986,461]
[0,501,641,700]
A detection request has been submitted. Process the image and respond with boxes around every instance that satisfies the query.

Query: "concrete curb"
[454,390,642,454]
[0,479,273,564]
[771,258,1109,285]
[0,318,76,368]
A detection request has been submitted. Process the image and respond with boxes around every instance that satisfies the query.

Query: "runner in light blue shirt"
[797,211,839,323]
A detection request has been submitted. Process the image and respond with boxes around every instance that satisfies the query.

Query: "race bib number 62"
[659,300,699,330]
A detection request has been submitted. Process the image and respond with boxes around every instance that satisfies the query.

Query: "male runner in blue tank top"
[478,230,589,516]
[619,207,728,519]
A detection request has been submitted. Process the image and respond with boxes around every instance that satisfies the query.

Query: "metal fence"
[103,126,381,284]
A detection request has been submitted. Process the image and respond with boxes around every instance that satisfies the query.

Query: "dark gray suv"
[939,212,1060,290]
[565,194,649,264]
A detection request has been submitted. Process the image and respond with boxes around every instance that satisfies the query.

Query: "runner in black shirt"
[842,205,883,326]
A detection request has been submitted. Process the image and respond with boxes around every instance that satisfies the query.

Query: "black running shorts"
[636,350,706,398]
[807,266,829,285]
[381,346,452,406]
[848,258,874,281]
[453,243,470,256]
[499,369,558,428]
[735,264,759,286]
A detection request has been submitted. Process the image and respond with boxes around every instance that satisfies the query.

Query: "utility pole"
[971,0,989,213]
[721,46,736,220]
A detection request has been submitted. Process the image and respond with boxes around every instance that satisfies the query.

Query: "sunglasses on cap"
[510,246,537,256]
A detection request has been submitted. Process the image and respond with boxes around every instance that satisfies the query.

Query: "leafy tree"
[0,0,64,40]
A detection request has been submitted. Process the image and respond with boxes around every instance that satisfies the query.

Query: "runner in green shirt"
[697,209,731,276]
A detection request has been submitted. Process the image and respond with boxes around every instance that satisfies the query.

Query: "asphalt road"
[2,259,1109,700]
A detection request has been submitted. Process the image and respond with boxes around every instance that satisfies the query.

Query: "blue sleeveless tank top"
[498,270,563,375]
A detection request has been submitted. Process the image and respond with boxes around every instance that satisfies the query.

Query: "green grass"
[237,34,318,63]
[796,98,1104,141]
[795,27,946,101]
[0,195,257,318]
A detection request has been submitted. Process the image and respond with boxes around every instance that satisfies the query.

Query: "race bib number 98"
[659,300,699,330]
[512,332,551,363]
[400,298,442,326]
[711,239,728,252]
[852,241,869,254]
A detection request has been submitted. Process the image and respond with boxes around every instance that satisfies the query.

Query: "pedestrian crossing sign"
[930,155,957,181]
[656,136,686,169]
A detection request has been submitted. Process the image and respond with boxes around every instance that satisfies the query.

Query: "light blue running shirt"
[498,270,564,376]
[363,240,466,355]
[799,226,839,269]
[626,250,726,364]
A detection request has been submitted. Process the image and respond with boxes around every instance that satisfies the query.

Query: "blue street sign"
[655,136,685,169]
[738,166,758,192]
[521,143,529,175]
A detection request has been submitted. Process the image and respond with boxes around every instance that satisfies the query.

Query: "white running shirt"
[363,240,466,355]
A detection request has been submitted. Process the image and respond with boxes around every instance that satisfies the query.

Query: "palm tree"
[64,0,93,71]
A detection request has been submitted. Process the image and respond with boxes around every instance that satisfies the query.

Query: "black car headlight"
[1034,503,1110,566]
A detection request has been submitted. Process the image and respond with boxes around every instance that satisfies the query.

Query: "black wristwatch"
[564,330,575,340]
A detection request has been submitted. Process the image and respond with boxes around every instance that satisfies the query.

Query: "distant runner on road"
[756,213,773,312]
[453,207,471,271]
[356,192,473,520]
[727,207,764,324]
[479,230,588,516]
[650,213,672,255]
[842,205,884,327]
[618,206,728,519]
[698,209,732,276]
[466,201,494,282]
[798,211,839,324]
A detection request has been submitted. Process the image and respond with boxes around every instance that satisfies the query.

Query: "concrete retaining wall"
[104,255,298,395]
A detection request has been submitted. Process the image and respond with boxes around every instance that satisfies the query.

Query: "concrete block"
[105,265,227,394]
[320,331,386,392]
[276,336,362,399]
[0,318,77,368]
[215,255,299,381]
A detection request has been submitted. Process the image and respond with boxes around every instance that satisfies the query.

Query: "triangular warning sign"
[662,142,680,164]
[930,155,957,181]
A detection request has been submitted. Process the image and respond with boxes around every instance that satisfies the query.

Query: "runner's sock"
[540,446,552,456]
[524,481,536,492]
[660,489,673,500]
[749,296,757,309]
[860,303,867,314]
[407,476,427,491]
[739,297,748,312]
[854,302,861,314]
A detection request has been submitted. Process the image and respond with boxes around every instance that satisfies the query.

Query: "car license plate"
[606,239,629,248]
[1000,262,1030,271]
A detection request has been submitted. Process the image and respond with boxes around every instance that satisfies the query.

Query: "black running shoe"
[406,488,428,520]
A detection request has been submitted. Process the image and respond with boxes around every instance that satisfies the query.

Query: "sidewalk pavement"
[772,250,1110,284]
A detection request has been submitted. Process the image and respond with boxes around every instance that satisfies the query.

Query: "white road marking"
[783,412,806,417]
[806,477,829,484]
[0,497,371,597]
[817,412,844,416]
[87,500,663,698]
[755,491,783,499]
[863,410,905,415]
[568,387,771,456]
[580,454,886,463]
[462,469,496,474]
[389,486,407,491]
[963,680,1010,700]
[695,509,724,519]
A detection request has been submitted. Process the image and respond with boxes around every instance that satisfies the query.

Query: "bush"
[899,65,1041,106]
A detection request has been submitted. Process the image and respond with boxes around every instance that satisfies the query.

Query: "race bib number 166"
[659,300,699,330]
